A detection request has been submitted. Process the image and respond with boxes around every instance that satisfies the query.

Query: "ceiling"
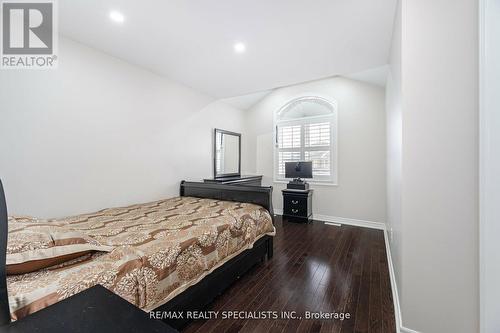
[60,0,397,98]
[221,90,272,110]
[220,65,388,110]
[344,65,389,87]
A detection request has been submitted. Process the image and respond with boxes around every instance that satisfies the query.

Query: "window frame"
[273,96,338,185]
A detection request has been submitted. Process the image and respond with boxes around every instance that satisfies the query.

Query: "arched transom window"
[275,96,338,184]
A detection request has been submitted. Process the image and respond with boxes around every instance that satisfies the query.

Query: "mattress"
[7,196,275,320]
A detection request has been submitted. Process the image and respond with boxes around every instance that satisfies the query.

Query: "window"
[274,96,337,184]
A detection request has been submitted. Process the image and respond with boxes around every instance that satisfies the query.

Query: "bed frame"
[0,180,274,329]
[0,181,10,326]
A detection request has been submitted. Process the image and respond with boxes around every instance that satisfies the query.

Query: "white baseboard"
[315,214,386,230]
[383,230,421,333]
[274,210,386,230]
[383,228,403,332]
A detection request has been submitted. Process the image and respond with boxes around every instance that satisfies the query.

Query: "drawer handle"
[291,209,299,214]
[291,200,299,205]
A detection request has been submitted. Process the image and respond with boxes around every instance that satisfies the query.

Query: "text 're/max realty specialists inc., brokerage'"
[150,310,352,321]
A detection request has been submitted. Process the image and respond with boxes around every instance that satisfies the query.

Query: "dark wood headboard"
[0,180,11,325]
[180,181,274,217]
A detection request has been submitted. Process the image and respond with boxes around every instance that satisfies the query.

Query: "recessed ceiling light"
[109,11,125,23]
[234,42,246,54]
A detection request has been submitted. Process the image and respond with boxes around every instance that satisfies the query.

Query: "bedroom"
[0,0,496,333]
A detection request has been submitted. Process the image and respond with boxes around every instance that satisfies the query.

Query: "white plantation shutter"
[305,150,331,176]
[278,151,301,175]
[275,97,337,183]
[278,125,301,149]
[304,122,331,177]
[305,122,330,147]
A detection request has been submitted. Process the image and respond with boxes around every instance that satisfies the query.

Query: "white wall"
[385,0,402,317]
[245,77,387,223]
[480,0,500,332]
[399,0,479,332]
[0,38,247,218]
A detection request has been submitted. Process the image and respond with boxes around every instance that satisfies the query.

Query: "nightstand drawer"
[283,196,308,217]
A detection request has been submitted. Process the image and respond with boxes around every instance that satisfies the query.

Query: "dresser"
[203,175,263,186]
[282,189,313,222]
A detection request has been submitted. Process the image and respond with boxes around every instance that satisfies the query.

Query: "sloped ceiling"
[221,90,272,110]
[60,0,397,98]
[345,65,389,87]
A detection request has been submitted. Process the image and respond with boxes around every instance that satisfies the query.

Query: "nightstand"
[282,189,313,222]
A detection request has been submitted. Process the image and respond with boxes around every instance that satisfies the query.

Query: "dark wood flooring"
[183,216,396,333]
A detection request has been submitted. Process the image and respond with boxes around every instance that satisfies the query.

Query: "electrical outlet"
[389,228,394,242]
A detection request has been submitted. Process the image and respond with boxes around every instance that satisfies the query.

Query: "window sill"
[273,180,338,187]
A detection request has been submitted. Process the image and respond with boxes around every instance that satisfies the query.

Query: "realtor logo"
[1,0,58,69]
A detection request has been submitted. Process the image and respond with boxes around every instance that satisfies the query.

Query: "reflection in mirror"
[214,129,241,177]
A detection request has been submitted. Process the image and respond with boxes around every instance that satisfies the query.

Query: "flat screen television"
[285,161,313,180]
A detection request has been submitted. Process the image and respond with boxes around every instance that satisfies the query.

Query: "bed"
[0,180,275,329]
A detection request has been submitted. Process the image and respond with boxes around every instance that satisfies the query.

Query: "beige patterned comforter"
[7,196,275,320]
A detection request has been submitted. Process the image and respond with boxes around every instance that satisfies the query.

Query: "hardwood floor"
[183,216,396,333]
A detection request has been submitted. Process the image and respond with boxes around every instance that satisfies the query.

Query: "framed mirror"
[214,128,241,178]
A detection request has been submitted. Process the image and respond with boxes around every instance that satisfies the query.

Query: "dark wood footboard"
[0,181,11,326]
